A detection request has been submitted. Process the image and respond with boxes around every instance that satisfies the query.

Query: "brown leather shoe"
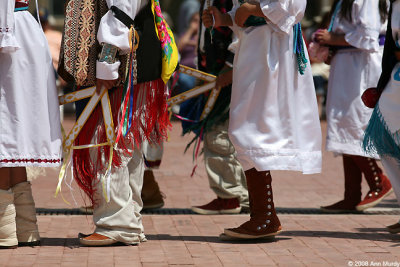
[323,156,393,212]
[354,157,393,211]
[192,197,241,215]
[321,155,362,213]
[142,170,165,209]
[224,220,282,239]
[356,177,393,211]
[320,200,358,213]
[79,233,117,246]
[223,169,282,239]
[386,222,400,234]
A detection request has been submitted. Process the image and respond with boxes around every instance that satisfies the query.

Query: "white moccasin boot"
[0,189,18,248]
[12,182,40,246]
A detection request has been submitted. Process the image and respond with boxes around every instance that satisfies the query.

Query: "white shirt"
[331,0,383,52]
[228,0,306,34]
[96,0,148,80]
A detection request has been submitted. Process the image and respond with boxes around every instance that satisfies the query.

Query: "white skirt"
[229,25,322,174]
[0,11,62,167]
[326,48,382,157]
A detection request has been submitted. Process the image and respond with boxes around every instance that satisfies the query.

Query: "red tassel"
[72,79,171,206]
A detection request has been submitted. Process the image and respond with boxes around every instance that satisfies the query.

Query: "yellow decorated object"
[151,0,179,84]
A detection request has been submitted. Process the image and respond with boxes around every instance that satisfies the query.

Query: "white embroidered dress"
[227,0,322,174]
[0,0,62,167]
[379,0,400,135]
[326,0,385,157]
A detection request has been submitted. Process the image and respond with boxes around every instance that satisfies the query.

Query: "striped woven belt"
[15,2,29,12]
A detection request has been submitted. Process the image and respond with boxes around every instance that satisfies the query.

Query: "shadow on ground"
[39,228,400,247]
[145,234,288,244]
[281,230,400,246]
[40,237,80,248]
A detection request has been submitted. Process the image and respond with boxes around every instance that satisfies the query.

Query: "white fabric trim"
[326,138,379,159]
[237,149,322,175]
[0,0,20,52]
[260,0,306,34]
[96,60,121,80]
[344,26,379,52]
[0,30,20,53]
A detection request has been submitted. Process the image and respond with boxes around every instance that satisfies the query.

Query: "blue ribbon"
[14,7,28,12]
[293,23,308,75]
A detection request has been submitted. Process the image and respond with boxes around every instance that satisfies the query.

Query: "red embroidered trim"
[15,2,29,8]
[0,158,60,164]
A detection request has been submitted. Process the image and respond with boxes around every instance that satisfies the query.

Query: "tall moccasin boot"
[223,168,282,239]
[0,189,18,248]
[141,170,164,210]
[352,156,393,211]
[321,155,362,213]
[12,182,40,246]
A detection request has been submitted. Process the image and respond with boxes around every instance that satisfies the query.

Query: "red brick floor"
[2,118,400,267]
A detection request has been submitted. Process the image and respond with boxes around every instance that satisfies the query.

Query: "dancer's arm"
[314,30,350,46]
[96,0,146,92]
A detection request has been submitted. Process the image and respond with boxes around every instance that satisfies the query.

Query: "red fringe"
[72,80,170,206]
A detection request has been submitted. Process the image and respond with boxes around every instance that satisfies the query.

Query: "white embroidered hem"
[326,139,379,159]
[237,149,322,175]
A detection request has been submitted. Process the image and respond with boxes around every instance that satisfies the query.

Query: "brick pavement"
[2,118,400,267]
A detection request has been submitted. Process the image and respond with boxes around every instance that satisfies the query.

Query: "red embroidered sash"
[15,0,29,8]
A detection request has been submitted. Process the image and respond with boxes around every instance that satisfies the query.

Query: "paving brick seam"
[35,208,400,216]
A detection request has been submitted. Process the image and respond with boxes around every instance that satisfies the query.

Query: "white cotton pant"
[93,148,146,244]
[203,120,249,207]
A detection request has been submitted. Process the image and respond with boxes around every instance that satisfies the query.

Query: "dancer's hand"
[314,29,332,45]
[203,6,227,28]
[96,79,117,94]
